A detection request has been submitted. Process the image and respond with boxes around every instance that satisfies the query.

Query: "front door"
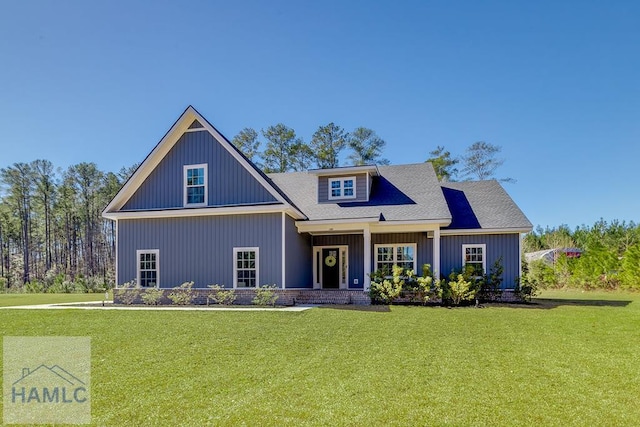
[322,248,340,289]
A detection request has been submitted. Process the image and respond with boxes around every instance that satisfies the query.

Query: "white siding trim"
[441,228,532,235]
[433,227,441,279]
[104,205,291,220]
[363,225,371,290]
[281,212,286,289]
[114,219,119,287]
[518,233,523,279]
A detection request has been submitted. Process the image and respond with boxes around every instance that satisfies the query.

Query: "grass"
[0,292,108,307]
[1,290,639,425]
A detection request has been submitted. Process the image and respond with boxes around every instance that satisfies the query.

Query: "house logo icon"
[11,365,88,404]
[3,336,91,424]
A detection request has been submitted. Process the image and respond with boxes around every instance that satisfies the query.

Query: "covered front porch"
[297,218,445,291]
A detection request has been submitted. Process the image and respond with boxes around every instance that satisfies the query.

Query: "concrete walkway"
[0,301,314,312]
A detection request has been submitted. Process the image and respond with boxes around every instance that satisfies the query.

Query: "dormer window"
[328,177,356,200]
[184,164,208,206]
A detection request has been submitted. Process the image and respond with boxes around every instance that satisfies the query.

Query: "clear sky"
[1,0,638,229]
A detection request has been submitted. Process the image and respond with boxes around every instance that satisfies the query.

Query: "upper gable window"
[184,164,208,207]
[328,176,356,200]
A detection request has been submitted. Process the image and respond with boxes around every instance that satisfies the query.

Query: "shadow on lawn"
[317,304,391,312]
[514,298,633,310]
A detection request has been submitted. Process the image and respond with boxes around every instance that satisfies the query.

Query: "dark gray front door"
[322,248,340,289]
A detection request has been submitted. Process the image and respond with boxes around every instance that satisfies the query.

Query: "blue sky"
[1,0,638,229]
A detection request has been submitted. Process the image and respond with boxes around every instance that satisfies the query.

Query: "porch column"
[433,227,441,279]
[363,225,371,290]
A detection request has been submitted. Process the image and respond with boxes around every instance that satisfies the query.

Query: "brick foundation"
[113,288,520,306]
[113,288,372,306]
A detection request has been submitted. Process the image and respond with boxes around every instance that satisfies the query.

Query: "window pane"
[236,250,257,288]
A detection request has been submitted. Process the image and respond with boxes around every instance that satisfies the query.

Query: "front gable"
[122,130,277,210]
[103,106,305,219]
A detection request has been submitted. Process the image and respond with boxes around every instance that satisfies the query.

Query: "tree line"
[231,123,389,172]
[523,220,640,290]
[0,160,137,292]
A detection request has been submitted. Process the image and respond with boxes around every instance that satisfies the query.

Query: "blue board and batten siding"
[284,215,313,288]
[117,214,283,288]
[440,234,521,289]
[123,131,277,210]
[317,174,368,203]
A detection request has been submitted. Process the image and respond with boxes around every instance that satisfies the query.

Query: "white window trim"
[233,247,259,289]
[328,176,356,200]
[136,249,159,288]
[312,245,349,289]
[183,163,208,207]
[462,244,487,277]
[373,243,417,273]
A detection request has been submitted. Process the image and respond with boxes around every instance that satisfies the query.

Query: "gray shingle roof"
[441,181,532,230]
[268,163,452,223]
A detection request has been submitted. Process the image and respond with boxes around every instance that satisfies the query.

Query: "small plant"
[252,284,279,306]
[168,281,194,305]
[369,265,405,304]
[443,272,479,306]
[478,257,504,302]
[412,264,442,304]
[141,287,164,305]
[117,280,140,305]
[515,273,538,302]
[25,281,45,293]
[207,284,236,305]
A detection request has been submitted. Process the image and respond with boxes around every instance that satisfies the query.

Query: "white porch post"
[433,227,441,279]
[363,225,371,290]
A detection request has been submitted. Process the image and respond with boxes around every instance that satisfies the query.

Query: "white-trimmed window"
[462,244,486,277]
[328,176,356,200]
[374,243,417,274]
[234,247,259,288]
[184,164,208,206]
[137,249,159,288]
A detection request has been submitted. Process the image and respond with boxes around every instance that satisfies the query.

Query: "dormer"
[309,165,379,204]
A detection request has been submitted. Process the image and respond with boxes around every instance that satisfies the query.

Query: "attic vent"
[188,120,204,129]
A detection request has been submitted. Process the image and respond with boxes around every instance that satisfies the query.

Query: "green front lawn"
[0,292,108,307]
[1,290,639,425]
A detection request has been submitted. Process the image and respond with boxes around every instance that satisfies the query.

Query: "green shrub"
[620,244,640,290]
[443,272,479,306]
[207,284,236,305]
[478,257,504,301]
[0,277,7,290]
[369,265,405,304]
[252,284,279,306]
[168,281,194,305]
[408,264,442,304]
[141,288,164,305]
[116,280,140,305]
[514,274,538,302]
[25,281,45,293]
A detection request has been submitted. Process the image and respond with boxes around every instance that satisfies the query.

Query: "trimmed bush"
[252,284,279,306]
